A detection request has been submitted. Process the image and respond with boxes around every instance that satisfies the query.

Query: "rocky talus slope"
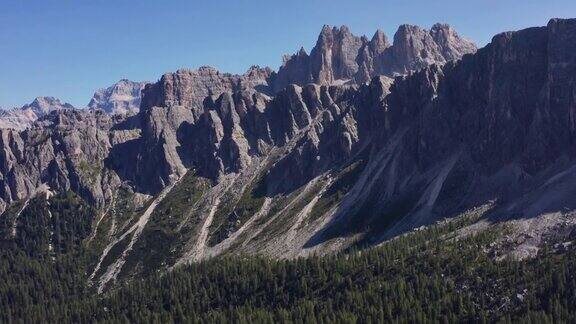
[3,20,576,291]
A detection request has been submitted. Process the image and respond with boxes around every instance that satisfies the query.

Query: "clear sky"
[1,0,575,108]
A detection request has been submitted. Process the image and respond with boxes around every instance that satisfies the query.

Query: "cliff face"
[3,19,576,289]
[0,110,119,211]
[141,66,273,120]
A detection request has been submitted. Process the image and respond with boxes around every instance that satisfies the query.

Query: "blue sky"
[1,0,575,108]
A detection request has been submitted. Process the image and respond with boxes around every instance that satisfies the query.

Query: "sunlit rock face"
[88,79,149,115]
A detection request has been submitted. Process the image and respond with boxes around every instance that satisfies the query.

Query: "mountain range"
[1,19,576,294]
[0,79,148,130]
[0,96,74,130]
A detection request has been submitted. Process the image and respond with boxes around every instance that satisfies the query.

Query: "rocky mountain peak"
[0,96,75,130]
[275,23,476,89]
[141,66,272,122]
[381,22,477,76]
[430,23,477,61]
[370,29,390,52]
[24,96,74,115]
[394,23,423,35]
[282,47,309,65]
[88,79,148,115]
[387,24,446,74]
[310,24,364,84]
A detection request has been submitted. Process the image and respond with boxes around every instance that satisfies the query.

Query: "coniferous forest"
[2,193,576,323]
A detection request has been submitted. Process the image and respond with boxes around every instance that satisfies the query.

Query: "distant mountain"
[0,80,146,131]
[23,96,75,114]
[88,79,148,115]
[0,97,74,130]
[273,23,476,91]
[0,107,38,131]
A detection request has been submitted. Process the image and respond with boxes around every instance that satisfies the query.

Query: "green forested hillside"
[1,195,576,323]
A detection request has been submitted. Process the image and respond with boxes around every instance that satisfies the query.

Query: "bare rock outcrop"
[0,109,119,211]
[141,66,273,121]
